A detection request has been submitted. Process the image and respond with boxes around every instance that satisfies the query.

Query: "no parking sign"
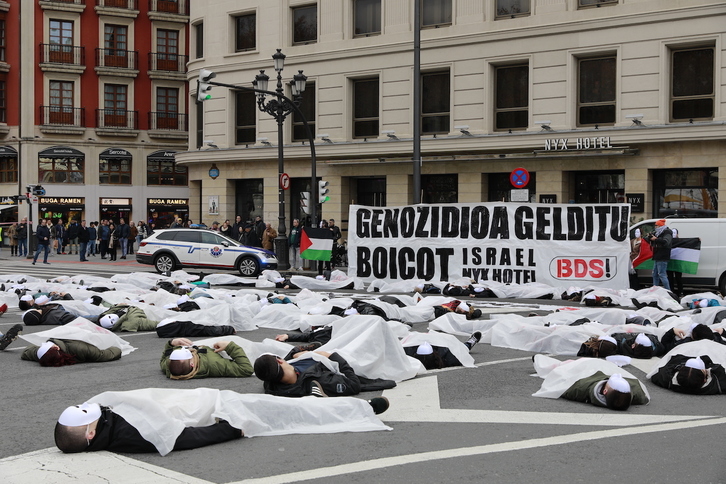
[510,168,530,188]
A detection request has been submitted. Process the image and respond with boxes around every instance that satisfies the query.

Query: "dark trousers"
[99,240,108,258]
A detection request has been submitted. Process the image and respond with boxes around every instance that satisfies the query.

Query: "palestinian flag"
[300,227,333,261]
[634,237,701,274]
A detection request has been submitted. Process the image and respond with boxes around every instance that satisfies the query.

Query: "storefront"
[99,148,132,185]
[38,146,85,184]
[99,198,132,224]
[147,197,188,229]
[0,146,18,184]
[38,197,85,224]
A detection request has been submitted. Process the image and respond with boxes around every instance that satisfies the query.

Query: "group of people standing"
[22,218,151,264]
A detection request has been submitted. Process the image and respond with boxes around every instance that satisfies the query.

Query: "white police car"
[136,228,278,276]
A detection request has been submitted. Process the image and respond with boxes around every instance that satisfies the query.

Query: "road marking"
[231,417,726,484]
[381,375,713,426]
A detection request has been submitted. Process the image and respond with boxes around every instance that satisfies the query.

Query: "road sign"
[280,173,291,190]
[510,168,530,188]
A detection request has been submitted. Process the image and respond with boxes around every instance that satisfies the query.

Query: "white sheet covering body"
[88,388,390,455]
[646,340,726,379]
[19,318,135,356]
[532,356,650,401]
[400,331,475,367]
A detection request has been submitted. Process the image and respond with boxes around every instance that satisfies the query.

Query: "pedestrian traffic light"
[32,185,46,196]
[318,180,330,204]
[300,192,311,214]
[197,69,216,102]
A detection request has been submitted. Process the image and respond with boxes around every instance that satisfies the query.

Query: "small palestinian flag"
[300,227,333,261]
[634,237,701,275]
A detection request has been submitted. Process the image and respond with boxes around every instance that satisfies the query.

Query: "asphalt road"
[0,254,724,484]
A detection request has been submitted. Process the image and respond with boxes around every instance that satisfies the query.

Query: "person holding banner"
[647,219,672,291]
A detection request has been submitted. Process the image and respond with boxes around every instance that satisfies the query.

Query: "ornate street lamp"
[252,49,307,271]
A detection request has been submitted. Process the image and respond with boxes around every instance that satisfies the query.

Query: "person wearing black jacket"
[55,404,242,454]
[32,219,51,265]
[117,218,130,259]
[86,221,97,258]
[647,219,673,291]
[660,324,726,352]
[78,220,90,262]
[66,219,80,255]
[254,351,395,398]
[650,354,726,394]
[22,304,77,326]
[52,219,65,254]
[16,217,28,257]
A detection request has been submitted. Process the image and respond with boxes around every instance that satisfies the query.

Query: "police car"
[136,228,278,276]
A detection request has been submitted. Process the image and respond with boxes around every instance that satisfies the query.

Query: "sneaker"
[464,331,482,350]
[0,324,23,350]
[309,380,328,397]
[368,396,389,415]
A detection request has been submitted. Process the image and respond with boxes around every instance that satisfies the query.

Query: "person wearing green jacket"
[97,304,158,332]
[160,338,253,380]
[22,338,121,367]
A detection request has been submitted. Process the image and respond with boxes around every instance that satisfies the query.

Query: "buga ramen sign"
[347,202,631,289]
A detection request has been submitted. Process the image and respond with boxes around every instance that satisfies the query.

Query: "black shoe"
[0,324,23,350]
[31,262,36,265]
[464,331,482,350]
[368,396,389,415]
[43,262,51,264]
[309,380,328,397]
[120,256,126,259]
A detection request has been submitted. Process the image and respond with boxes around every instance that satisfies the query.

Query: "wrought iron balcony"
[40,106,86,127]
[40,44,85,66]
[96,108,138,129]
[148,52,188,73]
[148,111,187,131]
[95,47,138,69]
[148,0,188,15]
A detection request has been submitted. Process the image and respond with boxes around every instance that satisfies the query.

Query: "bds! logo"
[549,256,617,281]
[210,246,223,258]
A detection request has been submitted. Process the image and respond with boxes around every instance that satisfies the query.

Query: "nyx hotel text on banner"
[348,203,631,289]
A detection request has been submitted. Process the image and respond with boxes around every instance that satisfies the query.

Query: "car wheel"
[154,253,176,273]
[238,257,260,277]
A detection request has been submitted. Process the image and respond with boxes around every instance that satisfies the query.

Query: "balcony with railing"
[148,111,188,139]
[40,105,86,135]
[96,108,139,136]
[39,44,86,74]
[148,0,189,22]
[147,52,188,80]
[39,0,86,13]
[95,47,139,77]
[95,0,139,18]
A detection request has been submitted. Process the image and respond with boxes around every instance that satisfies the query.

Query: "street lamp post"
[252,49,307,271]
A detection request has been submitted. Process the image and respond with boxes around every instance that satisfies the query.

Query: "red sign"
[510,168,530,188]
[279,173,290,190]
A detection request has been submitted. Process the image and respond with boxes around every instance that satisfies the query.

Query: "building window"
[353,78,379,138]
[292,82,315,142]
[100,158,131,185]
[0,79,5,123]
[356,177,386,206]
[292,5,317,44]
[156,87,179,129]
[496,0,530,18]
[488,172,536,202]
[421,0,451,28]
[147,159,187,186]
[495,64,528,131]
[0,157,16,183]
[653,168,717,218]
[578,56,616,126]
[156,29,179,71]
[573,171,624,204]
[579,0,618,7]
[354,0,381,37]
[49,19,74,63]
[39,157,84,184]
[421,71,450,134]
[235,13,256,52]
[194,22,203,59]
[49,80,74,125]
[422,174,457,203]
[671,47,714,121]
[235,90,256,144]
[103,24,128,67]
[103,84,128,127]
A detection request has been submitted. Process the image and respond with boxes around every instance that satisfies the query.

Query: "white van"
[629,218,726,294]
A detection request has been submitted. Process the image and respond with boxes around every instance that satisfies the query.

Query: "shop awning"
[0,146,18,157]
[147,150,177,161]
[39,146,85,158]
[99,148,132,160]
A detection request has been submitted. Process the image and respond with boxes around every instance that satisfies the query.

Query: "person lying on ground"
[160,338,253,379]
[21,338,121,366]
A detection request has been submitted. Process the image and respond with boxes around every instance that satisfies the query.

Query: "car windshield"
[215,232,241,247]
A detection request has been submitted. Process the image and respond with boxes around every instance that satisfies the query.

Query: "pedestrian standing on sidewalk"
[117,218,130,259]
[128,222,138,255]
[17,217,28,257]
[67,219,80,255]
[108,223,118,261]
[78,220,90,262]
[86,222,97,258]
[53,219,65,255]
[98,220,110,259]
[6,222,17,257]
[32,219,51,265]
[289,219,302,271]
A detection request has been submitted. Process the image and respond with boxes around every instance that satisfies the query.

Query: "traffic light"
[32,185,46,196]
[197,69,216,102]
[318,180,330,204]
[300,192,311,214]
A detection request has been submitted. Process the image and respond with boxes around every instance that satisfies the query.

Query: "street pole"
[413,0,422,204]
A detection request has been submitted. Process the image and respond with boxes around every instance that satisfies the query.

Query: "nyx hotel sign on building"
[544,137,613,151]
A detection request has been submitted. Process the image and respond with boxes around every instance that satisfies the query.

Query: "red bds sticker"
[549,257,617,281]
